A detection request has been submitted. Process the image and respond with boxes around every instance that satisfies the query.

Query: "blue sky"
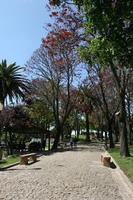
[0,0,50,66]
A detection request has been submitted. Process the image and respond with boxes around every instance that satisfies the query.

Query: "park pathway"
[0,145,133,200]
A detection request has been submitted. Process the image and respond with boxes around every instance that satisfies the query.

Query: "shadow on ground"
[73,146,104,152]
[0,144,105,171]
[110,161,117,169]
[43,144,105,157]
[0,167,42,172]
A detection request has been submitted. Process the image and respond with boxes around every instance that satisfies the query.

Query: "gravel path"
[0,145,133,200]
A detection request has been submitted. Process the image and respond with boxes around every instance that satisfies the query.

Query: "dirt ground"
[0,145,133,200]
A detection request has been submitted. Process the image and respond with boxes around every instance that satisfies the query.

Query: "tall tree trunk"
[52,131,60,150]
[0,98,4,158]
[85,113,91,142]
[61,131,64,142]
[127,96,132,145]
[67,126,71,138]
[104,131,108,149]
[97,129,100,139]
[110,63,130,157]
[99,69,114,147]
[76,129,79,139]
[0,98,4,111]
[0,127,2,160]
[75,111,80,139]
[119,92,130,157]
[5,131,9,155]
[107,119,114,148]
[126,87,132,145]
[40,132,44,151]
[114,118,119,143]
[52,123,62,150]
[9,132,13,155]
[101,125,103,141]
[76,120,80,140]
[129,124,132,145]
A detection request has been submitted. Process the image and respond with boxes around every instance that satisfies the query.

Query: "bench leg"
[101,154,104,162]
[20,157,28,165]
[30,155,37,162]
[102,157,111,167]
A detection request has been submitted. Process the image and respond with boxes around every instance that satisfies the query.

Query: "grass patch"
[77,139,100,145]
[77,139,91,145]
[0,155,20,168]
[108,146,133,183]
[71,135,86,144]
[71,134,90,145]
[72,135,99,145]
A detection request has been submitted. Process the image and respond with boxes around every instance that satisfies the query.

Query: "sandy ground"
[0,145,133,200]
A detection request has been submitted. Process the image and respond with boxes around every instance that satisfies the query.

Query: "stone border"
[0,152,43,170]
[106,150,133,200]
[0,162,19,170]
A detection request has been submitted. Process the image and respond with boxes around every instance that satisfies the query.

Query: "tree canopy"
[0,60,28,107]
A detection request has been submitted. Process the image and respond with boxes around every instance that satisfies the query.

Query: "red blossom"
[47,23,52,27]
[48,50,54,55]
[57,18,64,23]
[52,11,58,16]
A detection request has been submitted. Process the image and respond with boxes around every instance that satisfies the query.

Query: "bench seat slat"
[20,153,37,165]
[20,153,37,158]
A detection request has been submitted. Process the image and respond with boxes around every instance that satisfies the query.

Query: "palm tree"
[0,59,28,108]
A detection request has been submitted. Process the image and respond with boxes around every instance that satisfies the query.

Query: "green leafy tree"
[51,0,132,157]
[0,59,28,108]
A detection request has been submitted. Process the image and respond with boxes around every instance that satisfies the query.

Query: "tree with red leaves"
[50,0,133,157]
[84,65,121,148]
[27,51,79,149]
[75,87,93,142]
[26,3,85,149]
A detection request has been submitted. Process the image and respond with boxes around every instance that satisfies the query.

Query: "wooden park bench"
[58,142,69,149]
[101,153,111,167]
[20,153,37,165]
[63,142,69,148]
